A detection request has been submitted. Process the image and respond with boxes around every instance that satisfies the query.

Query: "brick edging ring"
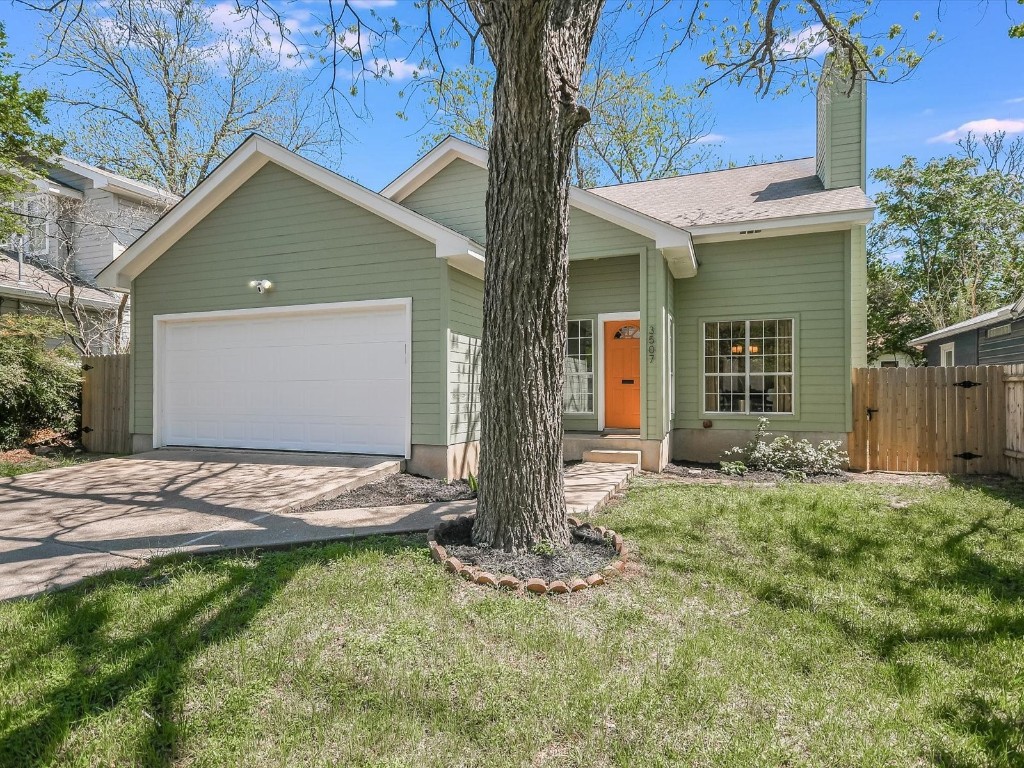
[426,514,627,594]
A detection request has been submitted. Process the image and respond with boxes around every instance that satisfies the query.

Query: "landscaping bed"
[306,472,476,510]
[434,515,620,585]
[663,461,850,484]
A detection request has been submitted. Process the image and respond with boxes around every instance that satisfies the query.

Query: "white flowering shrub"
[722,418,847,476]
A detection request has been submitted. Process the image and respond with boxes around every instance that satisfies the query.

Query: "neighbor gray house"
[911,297,1024,367]
[97,74,872,478]
[1,157,177,349]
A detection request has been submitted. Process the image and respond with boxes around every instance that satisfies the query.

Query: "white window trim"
[23,194,53,257]
[596,311,641,431]
[940,342,955,367]
[700,317,797,417]
[563,318,595,416]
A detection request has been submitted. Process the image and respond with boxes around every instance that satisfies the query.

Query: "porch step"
[582,449,641,466]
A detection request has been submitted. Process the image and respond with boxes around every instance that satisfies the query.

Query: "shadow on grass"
[612,481,1024,766]
[0,536,418,767]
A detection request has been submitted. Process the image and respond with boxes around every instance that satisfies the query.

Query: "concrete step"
[581,449,641,466]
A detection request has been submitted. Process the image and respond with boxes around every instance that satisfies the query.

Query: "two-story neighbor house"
[97,73,872,478]
[1,157,177,348]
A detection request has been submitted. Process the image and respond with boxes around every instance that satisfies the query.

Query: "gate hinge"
[953,380,982,389]
[953,451,982,460]
[866,407,878,421]
[81,426,94,433]
[82,363,94,372]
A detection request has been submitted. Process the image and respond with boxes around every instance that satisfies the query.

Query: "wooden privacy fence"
[849,365,1005,474]
[80,353,131,455]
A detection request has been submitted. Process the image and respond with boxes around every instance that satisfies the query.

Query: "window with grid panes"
[703,319,794,414]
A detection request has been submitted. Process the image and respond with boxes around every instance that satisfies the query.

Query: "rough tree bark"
[469,0,604,552]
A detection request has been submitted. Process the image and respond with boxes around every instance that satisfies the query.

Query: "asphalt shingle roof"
[590,158,873,228]
[0,253,120,309]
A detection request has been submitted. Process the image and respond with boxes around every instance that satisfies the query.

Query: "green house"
[98,75,872,478]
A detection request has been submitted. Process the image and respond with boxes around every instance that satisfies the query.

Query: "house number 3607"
[647,324,656,364]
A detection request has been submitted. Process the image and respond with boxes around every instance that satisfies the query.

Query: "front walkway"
[0,452,635,600]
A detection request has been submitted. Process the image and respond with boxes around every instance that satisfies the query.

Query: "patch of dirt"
[307,473,476,510]
[438,517,617,582]
[662,462,849,485]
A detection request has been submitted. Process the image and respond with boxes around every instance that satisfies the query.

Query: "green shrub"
[0,315,80,449]
[722,418,847,476]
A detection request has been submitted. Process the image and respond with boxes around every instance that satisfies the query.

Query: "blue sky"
[1,0,1022,194]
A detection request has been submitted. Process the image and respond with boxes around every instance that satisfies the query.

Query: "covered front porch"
[562,246,683,472]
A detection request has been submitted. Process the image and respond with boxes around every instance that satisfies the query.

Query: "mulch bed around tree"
[429,515,627,594]
[307,473,476,511]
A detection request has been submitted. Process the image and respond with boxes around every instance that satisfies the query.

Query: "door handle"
[621,379,635,384]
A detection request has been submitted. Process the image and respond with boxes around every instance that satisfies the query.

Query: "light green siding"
[816,74,866,190]
[131,162,447,445]
[398,158,652,259]
[444,266,484,443]
[401,159,487,244]
[675,231,854,434]
[568,209,652,259]
[849,225,868,368]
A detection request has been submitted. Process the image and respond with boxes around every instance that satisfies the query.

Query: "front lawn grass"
[1,478,1022,767]
[0,453,93,478]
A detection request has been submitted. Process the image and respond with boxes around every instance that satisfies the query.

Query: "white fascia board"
[688,208,875,243]
[97,135,478,292]
[382,137,488,201]
[32,177,83,200]
[383,136,697,278]
[909,306,1015,346]
[0,283,119,311]
[58,156,178,205]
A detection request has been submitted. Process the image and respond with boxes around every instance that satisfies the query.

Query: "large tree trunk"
[469,0,604,552]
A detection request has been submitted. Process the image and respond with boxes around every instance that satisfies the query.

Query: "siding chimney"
[815,61,867,190]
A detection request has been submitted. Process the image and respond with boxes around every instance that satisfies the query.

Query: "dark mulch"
[308,473,476,511]
[663,461,850,485]
[438,516,617,582]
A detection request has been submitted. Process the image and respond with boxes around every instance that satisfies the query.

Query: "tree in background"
[421,60,718,188]
[866,248,930,364]
[869,138,1024,346]
[41,0,339,196]
[0,22,61,241]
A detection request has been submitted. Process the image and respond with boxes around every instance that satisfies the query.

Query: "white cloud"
[1006,97,1024,104]
[928,118,1024,143]
[695,133,726,144]
[350,0,398,7]
[206,2,316,67]
[776,23,830,58]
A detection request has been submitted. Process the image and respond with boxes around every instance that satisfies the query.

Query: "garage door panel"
[158,302,410,456]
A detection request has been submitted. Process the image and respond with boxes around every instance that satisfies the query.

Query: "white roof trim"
[382,136,698,278]
[0,281,120,311]
[687,208,875,243]
[96,135,482,291]
[58,156,179,205]
[909,303,1018,346]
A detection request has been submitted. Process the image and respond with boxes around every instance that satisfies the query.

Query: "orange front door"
[604,320,641,429]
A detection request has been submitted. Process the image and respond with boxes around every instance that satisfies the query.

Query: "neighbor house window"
[23,194,52,256]
[940,342,955,367]
[564,319,594,414]
[704,319,794,414]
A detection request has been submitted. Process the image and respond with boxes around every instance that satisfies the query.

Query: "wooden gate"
[849,366,1005,474]
[80,354,131,454]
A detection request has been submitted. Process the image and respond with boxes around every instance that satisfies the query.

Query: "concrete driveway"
[1,451,636,601]
[0,449,455,600]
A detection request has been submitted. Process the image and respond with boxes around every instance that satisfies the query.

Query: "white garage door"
[155,300,410,456]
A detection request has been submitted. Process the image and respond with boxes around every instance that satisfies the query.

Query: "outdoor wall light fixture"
[249,279,273,294]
